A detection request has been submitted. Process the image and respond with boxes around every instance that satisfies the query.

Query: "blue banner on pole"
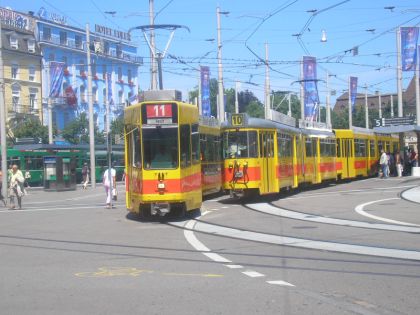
[401,27,419,71]
[303,56,320,121]
[350,76,358,113]
[200,66,211,117]
[49,61,65,97]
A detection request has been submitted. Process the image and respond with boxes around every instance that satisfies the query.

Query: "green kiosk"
[43,156,77,191]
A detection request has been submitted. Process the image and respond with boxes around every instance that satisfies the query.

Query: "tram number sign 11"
[231,113,246,126]
[146,104,173,124]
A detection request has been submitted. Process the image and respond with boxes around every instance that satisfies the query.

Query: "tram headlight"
[157,182,165,190]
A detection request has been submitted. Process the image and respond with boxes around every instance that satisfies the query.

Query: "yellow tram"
[124,92,221,218]
[334,128,399,180]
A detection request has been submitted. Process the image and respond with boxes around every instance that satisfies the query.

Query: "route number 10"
[231,114,244,126]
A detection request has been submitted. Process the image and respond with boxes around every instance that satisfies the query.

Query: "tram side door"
[259,131,276,194]
[342,138,353,178]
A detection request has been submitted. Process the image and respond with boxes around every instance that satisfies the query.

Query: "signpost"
[375,117,415,127]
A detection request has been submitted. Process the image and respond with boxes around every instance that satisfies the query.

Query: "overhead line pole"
[216,7,225,122]
[86,23,96,188]
[264,43,270,120]
[0,23,8,199]
[396,27,403,117]
[149,0,157,90]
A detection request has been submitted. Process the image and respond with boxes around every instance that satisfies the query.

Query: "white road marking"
[185,220,420,261]
[355,198,420,227]
[204,253,232,263]
[267,280,295,287]
[242,271,265,278]
[247,203,420,233]
[225,264,243,269]
[0,205,102,213]
[281,185,416,201]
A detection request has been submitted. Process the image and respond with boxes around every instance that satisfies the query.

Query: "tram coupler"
[151,203,171,216]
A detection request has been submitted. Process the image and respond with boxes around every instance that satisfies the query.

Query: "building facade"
[1,7,43,133]
[35,9,142,132]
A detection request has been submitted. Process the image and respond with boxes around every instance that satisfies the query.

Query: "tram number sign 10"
[146,104,173,124]
[231,113,246,126]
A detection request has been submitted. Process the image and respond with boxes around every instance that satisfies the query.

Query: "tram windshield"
[143,127,178,169]
[223,131,258,158]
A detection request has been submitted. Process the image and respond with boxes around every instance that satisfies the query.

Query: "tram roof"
[222,117,301,133]
[301,128,335,138]
[12,144,124,151]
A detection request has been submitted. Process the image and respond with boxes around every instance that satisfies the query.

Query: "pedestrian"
[379,149,388,178]
[395,151,403,178]
[410,149,418,168]
[0,170,6,207]
[102,162,116,209]
[8,164,24,209]
[81,162,89,189]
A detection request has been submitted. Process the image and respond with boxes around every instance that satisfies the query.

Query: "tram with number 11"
[124,91,221,218]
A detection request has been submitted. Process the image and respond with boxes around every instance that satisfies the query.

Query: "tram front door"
[259,131,276,194]
[342,138,354,178]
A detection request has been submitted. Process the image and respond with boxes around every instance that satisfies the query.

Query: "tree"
[271,91,301,120]
[61,113,105,144]
[10,116,49,144]
[110,116,124,144]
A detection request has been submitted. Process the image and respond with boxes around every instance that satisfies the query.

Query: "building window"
[116,44,122,58]
[10,36,18,49]
[118,67,122,81]
[27,39,35,53]
[29,66,35,81]
[49,53,55,62]
[104,41,110,54]
[79,60,85,76]
[92,60,97,78]
[12,85,20,112]
[118,90,123,105]
[60,31,67,45]
[75,35,82,49]
[80,85,86,103]
[11,64,19,79]
[29,91,37,110]
[43,27,51,41]
[127,69,132,83]
[93,87,98,103]
[102,65,107,80]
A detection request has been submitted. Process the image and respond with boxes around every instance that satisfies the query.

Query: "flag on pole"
[200,66,211,117]
[49,61,65,97]
[350,76,358,113]
[303,56,320,121]
[401,27,419,71]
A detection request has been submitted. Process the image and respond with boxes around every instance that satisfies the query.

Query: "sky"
[4,0,420,106]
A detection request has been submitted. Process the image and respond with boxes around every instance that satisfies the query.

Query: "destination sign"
[231,113,246,126]
[145,104,173,124]
[375,117,415,127]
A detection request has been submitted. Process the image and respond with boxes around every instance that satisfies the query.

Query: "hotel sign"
[37,7,67,25]
[0,7,36,31]
[95,24,131,42]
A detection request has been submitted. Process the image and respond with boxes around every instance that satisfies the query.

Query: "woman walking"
[8,165,24,209]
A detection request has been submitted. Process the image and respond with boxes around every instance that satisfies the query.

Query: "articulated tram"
[222,113,399,198]
[124,93,221,218]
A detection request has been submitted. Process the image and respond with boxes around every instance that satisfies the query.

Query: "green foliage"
[110,116,124,144]
[10,116,49,144]
[246,100,264,118]
[61,113,105,144]
[271,91,301,120]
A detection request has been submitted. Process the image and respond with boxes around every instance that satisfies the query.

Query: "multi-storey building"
[1,8,42,131]
[35,7,142,132]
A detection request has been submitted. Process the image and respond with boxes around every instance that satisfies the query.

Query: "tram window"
[143,126,178,169]
[133,128,141,168]
[392,142,399,153]
[336,140,341,157]
[377,141,383,153]
[277,134,292,158]
[191,124,200,165]
[223,131,257,158]
[200,134,206,161]
[180,124,191,168]
[369,140,376,158]
[305,139,313,157]
[7,157,21,168]
[355,139,367,157]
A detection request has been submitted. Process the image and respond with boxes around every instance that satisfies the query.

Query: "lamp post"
[0,23,8,199]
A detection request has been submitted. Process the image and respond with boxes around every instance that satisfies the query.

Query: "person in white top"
[379,149,388,178]
[102,163,116,208]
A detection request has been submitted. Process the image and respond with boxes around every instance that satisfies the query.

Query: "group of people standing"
[0,165,27,209]
[379,148,418,178]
